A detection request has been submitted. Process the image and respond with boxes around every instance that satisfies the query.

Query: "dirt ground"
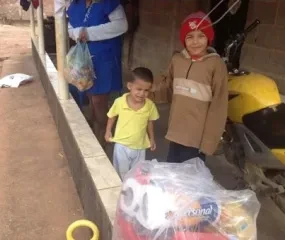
[0,25,90,239]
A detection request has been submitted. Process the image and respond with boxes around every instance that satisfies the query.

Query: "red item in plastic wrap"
[112,159,261,240]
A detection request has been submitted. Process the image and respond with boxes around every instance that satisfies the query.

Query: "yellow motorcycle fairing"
[228,73,281,123]
[272,149,285,165]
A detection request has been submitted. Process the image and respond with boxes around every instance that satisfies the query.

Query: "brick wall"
[128,0,202,76]
[130,0,285,93]
[240,0,285,93]
[43,0,55,16]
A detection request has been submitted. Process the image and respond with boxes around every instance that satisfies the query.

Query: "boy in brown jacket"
[154,11,228,163]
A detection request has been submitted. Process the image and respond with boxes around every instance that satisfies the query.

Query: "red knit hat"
[180,11,215,46]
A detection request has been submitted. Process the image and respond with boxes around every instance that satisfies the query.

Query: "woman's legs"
[89,94,109,148]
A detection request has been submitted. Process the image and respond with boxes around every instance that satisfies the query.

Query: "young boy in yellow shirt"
[105,67,159,179]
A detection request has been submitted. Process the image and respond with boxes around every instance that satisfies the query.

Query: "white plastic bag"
[64,42,95,91]
[0,73,33,88]
[113,159,261,240]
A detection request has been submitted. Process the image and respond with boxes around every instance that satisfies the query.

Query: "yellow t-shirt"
[107,94,159,149]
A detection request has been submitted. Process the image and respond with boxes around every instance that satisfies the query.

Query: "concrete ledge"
[31,39,121,240]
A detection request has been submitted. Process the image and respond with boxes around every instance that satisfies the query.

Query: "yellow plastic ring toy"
[66,219,99,240]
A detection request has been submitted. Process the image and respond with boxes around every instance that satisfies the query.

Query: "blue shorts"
[69,51,123,108]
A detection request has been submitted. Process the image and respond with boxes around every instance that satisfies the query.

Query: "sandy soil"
[0,24,90,240]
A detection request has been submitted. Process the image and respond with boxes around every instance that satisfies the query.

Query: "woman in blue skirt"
[66,0,128,147]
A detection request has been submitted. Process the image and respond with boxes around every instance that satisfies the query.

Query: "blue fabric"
[20,0,31,11]
[88,51,122,95]
[67,0,123,108]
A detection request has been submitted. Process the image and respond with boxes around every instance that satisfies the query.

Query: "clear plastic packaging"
[64,42,95,92]
[113,158,261,240]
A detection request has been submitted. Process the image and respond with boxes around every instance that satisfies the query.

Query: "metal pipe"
[55,14,69,100]
[30,5,36,38]
[36,0,45,64]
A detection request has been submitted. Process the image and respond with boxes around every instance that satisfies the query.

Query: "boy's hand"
[105,131,113,143]
[150,139,156,151]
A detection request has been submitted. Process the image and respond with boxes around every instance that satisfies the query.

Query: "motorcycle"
[221,19,285,213]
